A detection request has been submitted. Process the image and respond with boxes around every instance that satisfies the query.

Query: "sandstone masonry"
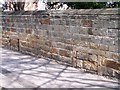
[1,9,120,79]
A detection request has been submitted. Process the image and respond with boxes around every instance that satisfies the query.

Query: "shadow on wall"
[1,48,119,88]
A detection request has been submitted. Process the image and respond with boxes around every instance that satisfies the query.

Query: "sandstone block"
[45,40,53,47]
[59,49,71,57]
[107,29,118,38]
[20,46,32,54]
[39,45,50,53]
[49,47,59,54]
[98,56,106,65]
[109,46,119,52]
[101,59,120,70]
[77,41,89,47]
[39,18,50,25]
[50,54,60,61]
[81,19,93,27]
[10,38,19,47]
[99,44,109,51]
[89,42,99,49]
[97,50,106,56]
[60,56,72,65]
[83,60,98,71]
[99,66,114,77]
[114,71,120,79]
[87,28,93,35]
[20,41,30,47]
[88,54,98,62]
[26,29,32,34]
[64,44,73,51]
[111,52,120,61]
[93,20,104,28]
[29,40,38,48]
[76,51,88,60]
[105,20,118,29]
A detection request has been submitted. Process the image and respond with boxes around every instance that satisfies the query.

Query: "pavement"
[0,48,119,88]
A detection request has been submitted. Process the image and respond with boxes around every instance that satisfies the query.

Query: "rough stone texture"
[1,48,119,88]
[1,9,120,79]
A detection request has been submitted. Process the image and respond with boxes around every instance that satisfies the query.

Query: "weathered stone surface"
[29,40,38,48]
[2,31,11,38]
[10,39,19,47]
[74,46,89,54]
[109,46,119,52]
[92,28,108,36]
[20,41,30,47]
[101,59,120,70]
[26,29,32,34]
[1,9,120,79]
[2,38,10,46]
[99,66,114,77]
[20,46,32,54]
[49,47,59,54]
[89,42,99,49]
[10,28,16,32]
[77,27,87,34]
[107,29,118,38]
[88,54,98,62]
[62,39,74,45]
[44,40,53,47]
[97,50,106,56]
[60,56,72,64]
[26,34,40,42]
[87,28,93,35]
[76,52,88,60]
[39,18,50,25]
[50,54,60,61]
[39,45,50,53]
[111,53,120,61]
[81,19,93,27]
[97,56,106,65]
[105,52,120,61]
[77,41,89,47]
[59,49,71,58]
[102,37,116,46]
[93,20,104,28]
[83,60,98,71]
[64,44,73,51]
[114,71,120,79]
[99,44,109,51]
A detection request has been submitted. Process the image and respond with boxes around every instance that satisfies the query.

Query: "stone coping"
[1,8,120,16]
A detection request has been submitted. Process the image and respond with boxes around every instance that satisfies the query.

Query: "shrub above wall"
[66,2,120,9]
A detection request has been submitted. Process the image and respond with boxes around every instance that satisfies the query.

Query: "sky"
[0,0,5,4]
[0,0,4,8]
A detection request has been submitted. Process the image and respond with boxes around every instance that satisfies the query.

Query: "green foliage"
[66,2,120,9]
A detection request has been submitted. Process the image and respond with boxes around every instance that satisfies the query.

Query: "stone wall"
[1,9,120,78]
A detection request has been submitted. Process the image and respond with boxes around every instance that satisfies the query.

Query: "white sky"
[0,0,5,4]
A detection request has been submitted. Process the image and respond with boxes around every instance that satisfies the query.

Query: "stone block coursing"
[1,9,120,79]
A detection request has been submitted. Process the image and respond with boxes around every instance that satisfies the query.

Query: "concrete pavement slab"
[0,48,119,88]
